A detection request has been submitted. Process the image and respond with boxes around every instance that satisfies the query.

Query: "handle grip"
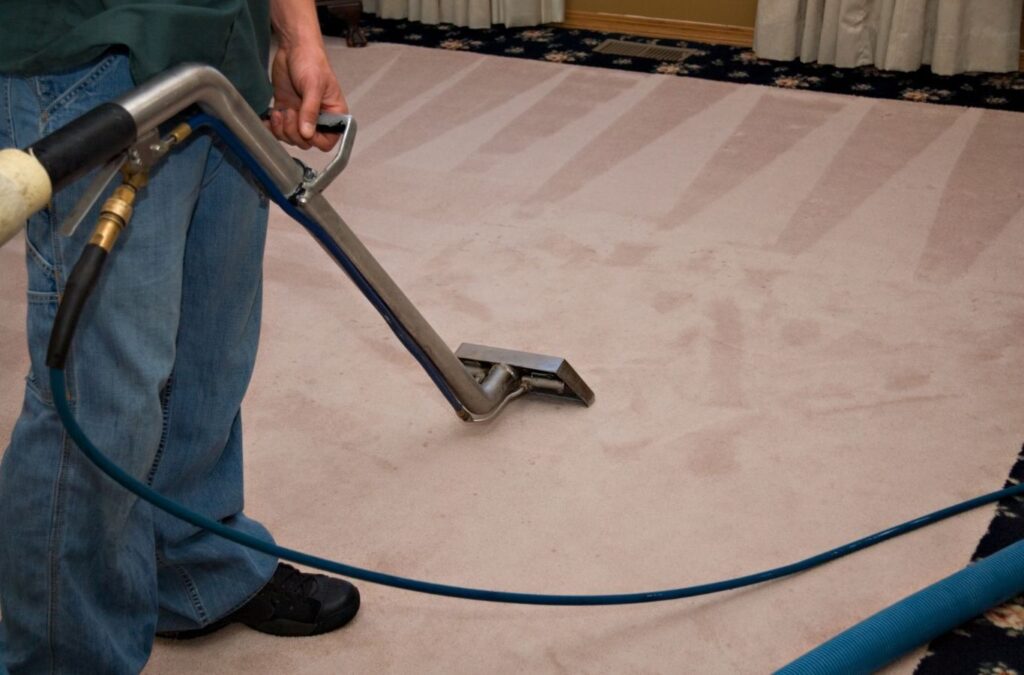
[30,102,137,194]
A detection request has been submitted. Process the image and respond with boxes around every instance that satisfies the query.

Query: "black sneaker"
[156,563,360,639]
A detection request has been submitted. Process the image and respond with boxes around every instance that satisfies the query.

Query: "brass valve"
[88,169,148,252]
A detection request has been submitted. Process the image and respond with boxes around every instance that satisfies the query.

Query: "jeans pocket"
[37,49,131,123]
[24,217,57,282]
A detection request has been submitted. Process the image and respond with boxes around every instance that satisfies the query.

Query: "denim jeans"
[0,53,277,673]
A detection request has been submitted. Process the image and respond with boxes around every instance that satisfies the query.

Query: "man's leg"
[0,53,212,673]
[149,139,360,638]
[148,141,280,632]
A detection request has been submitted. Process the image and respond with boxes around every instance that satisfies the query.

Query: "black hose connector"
[30,102,137,193]
[46,244,109,369]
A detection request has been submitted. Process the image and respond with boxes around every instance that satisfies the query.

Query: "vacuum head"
[456,343,595,408]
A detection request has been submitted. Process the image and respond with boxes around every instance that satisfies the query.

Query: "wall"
[564,0,758,27]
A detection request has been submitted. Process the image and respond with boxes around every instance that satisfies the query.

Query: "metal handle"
[303,114,357,197]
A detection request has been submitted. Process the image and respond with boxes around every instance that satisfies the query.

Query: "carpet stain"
[540,233,599,265]
[601,435,657,457]
[781,319,822,347]
[679,423,749,477]
[885,369,931,391]
[358,334,409,367]
[675,328,701,351]
[651,291,694,314]
[447,290,494,321]
[685,249,720,274]
[743,267,784,291]
[606,242,655,267]
[706,298,747,408]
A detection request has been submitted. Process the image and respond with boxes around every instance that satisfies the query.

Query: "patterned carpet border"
[324,14,1024,113]
[321,13,1024,672]
[916,445,1024,675]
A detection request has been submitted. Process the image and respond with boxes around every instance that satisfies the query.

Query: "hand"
[268,42,348,151]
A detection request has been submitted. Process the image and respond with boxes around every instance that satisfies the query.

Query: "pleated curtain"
[754,0,1023,75]
[364,0,565,29]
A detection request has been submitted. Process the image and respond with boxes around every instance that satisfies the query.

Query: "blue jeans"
[0,53,277,673]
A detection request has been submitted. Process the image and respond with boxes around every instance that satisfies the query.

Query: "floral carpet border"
[916,445,1024,675]
[326,15,1024,113]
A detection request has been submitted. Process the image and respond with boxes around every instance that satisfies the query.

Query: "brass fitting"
[89,170,148,252]
[168,122,193,145]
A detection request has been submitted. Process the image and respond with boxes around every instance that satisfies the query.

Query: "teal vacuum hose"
[39,112,1024,665]
[777,537,1024,674]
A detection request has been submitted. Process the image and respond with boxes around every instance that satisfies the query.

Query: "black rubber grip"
[30,102,137,193]
[259,110,348,133]
[46,244,109,369]
[314,113,348,133]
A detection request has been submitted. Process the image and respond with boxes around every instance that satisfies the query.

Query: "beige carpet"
[2,39,1023,673]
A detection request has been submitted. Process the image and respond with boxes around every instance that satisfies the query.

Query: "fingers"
[269,108,313,150]
[309,129,340,153]
[266,108,345,152]
[298,75,350,151]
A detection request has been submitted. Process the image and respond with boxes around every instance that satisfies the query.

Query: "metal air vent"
[593,39,697,62]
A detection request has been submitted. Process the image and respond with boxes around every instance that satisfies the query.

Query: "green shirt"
[0,1,272,112]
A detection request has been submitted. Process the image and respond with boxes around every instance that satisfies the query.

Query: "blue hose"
[47,367,1024,606]
[777,537,1024,674]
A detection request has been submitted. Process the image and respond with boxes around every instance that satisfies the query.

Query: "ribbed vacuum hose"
[777,538,1024,674]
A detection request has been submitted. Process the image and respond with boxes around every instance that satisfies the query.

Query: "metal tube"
[112,64,304,195]
[299,194,503,415]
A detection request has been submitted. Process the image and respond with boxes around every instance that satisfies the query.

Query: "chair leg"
[333,0,367,48]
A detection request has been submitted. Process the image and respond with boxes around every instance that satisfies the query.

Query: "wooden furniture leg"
[317,0,367,48]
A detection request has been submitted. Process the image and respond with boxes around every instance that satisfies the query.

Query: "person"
[0,1,360,672]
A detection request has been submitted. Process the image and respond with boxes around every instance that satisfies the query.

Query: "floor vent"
[593,39,697,62]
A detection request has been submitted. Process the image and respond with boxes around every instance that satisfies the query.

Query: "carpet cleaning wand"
[0,64,595,422]
[1,65,1023,674]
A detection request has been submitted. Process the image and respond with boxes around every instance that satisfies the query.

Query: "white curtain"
[754,0,1023,75]
[363,0,564,29]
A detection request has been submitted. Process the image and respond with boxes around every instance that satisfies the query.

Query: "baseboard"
[556,10,754,48]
